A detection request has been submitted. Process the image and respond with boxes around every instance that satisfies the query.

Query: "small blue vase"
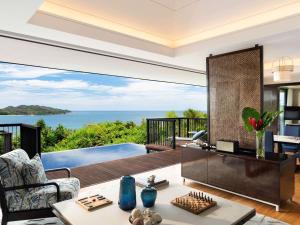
[118,175,136,211]
[141,185,157,208]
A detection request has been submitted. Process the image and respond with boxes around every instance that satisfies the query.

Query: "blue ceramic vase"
[141,185,157,208]
[118,175,136,211]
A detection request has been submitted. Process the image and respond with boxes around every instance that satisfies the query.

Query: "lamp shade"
[272,57,294,82]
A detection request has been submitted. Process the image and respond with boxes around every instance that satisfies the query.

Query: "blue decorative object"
[118,175,136,211]
[192,130,206,141]
[141,185,157,208]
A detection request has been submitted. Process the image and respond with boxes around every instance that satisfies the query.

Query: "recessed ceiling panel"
[150,0,198,10]
[42,0,299,43]
[173,0,298,39]
[44,0,174,40]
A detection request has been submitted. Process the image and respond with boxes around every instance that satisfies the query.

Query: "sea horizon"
[0,110,188,129]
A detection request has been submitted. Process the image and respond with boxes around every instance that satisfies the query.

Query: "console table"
[181,146,296,211]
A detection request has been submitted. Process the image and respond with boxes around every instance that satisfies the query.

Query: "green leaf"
[242,107,260,132]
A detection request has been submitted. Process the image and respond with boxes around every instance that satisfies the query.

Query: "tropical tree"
[53,121,147,151]
[166,111,178,118]
[183,108,207,118]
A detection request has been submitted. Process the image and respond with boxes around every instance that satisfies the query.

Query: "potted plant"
[242,107,281,159]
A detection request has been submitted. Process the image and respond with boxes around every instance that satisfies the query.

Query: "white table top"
[274,135,300,144]
[53,165,255,225]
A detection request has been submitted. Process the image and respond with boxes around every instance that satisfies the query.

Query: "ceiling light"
[272,57,294,82]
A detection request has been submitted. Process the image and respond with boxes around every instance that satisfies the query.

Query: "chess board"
[76,194,112,211]
[171,191,217,215]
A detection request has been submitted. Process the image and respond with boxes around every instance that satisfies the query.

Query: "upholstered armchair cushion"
[6,177,80,212]
[22,154,48,185]
[0,149,30,188]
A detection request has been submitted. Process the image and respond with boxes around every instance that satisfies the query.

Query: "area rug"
[7,214,289,225]
[245,214,289,225]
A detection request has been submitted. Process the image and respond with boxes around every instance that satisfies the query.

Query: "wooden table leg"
[277,143,282,153]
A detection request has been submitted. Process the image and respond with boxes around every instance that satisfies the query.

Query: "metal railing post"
[172,120,176,149]
[146,119,150,144]
[186,118,190,137]
[178,118,181,137]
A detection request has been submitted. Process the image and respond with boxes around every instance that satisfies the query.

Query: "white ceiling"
[0,0,300,84]
[39,0,300,43]
[150,0,197,11]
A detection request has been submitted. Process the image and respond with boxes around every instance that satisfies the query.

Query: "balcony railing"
[146,117,207,149]
[0,123,41,157]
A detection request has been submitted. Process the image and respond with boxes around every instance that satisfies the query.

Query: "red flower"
[257,118,264,130]
[248,117,264,131]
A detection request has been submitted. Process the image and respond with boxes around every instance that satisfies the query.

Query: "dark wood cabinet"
[181,147,295,210]
[207,152,243,192]
[181,147,208,183]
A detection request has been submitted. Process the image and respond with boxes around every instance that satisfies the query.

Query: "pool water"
[41,143,146,170]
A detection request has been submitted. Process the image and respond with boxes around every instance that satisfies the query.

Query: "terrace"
[1,1,300,225]
[1,115,299,224]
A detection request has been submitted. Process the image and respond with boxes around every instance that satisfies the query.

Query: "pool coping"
[41,142,145,155]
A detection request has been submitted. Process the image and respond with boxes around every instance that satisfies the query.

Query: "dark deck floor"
[46,149,182,188]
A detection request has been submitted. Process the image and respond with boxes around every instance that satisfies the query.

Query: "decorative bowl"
[129,215,162,224]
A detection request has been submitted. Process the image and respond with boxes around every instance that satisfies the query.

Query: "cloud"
[0,77,206,111]
[2,79,90,90]
[0,63,65,79]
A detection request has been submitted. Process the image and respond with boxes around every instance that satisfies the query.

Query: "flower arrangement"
[242,107,281,158]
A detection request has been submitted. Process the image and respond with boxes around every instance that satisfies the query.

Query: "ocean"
[0,111,181,129]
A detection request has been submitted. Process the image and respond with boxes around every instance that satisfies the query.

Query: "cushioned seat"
[282,144,300,151]
[282,125,300,153]
[6,177,80,212]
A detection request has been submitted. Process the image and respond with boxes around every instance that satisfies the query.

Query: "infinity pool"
[41,143,146,170]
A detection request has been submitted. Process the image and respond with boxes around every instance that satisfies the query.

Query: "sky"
[0,62,207,111]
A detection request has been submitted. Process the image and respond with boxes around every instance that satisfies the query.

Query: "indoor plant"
[242,107,280,159]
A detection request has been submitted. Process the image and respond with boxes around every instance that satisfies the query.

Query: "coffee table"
[53,165,255,225]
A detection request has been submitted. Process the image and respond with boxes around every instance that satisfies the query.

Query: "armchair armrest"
[45,167,71,178]
[3,182,61,202]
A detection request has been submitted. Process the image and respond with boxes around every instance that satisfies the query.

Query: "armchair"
[264,131,274,153]
[0,149,80,225]
[282,125,300,153]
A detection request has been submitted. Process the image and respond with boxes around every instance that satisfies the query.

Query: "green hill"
[0,105,70,115]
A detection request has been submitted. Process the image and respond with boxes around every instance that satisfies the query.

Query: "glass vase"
[141,185,157,208]
[256,130,265,159]
[118,175,136,211]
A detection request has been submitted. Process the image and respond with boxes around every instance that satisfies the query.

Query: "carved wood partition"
[207,46,263,149]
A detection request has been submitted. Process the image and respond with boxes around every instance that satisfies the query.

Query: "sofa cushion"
[192,130,206,140]
[6,177,80,212]
[22,154,47,185]
[0,149,30,188]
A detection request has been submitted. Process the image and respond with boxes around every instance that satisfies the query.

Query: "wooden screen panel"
[207,46,263,149]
